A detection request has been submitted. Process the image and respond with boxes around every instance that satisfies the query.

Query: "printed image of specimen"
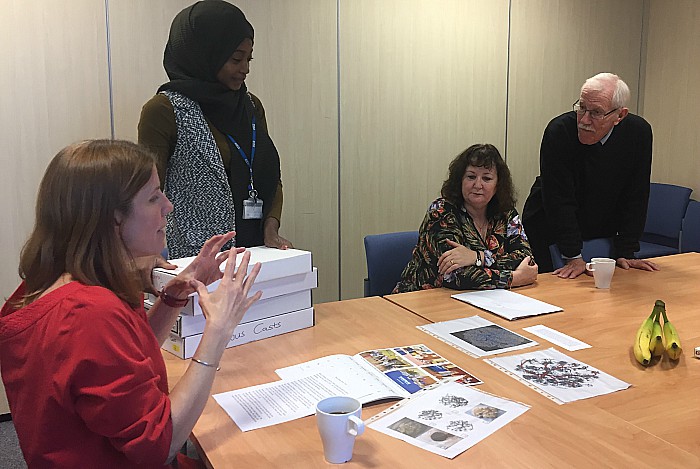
[447,420,473,433]
[516,358,600,388]
[440,394,469,408]
[469,404,506,422]
[418,409,443,421]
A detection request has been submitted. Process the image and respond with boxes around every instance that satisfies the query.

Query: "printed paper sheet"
[486,348,630,404]
[368,381,529,458]
[419,315,537,357]
[451,289,562,320]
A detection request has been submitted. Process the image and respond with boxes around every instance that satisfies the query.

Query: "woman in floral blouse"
[394,144,537,292]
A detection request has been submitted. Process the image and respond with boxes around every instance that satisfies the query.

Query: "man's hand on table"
[553,257,586,279]
[616,257,660,272]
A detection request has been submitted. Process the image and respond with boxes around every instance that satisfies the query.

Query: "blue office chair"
[636,183,692,258]
[364,231,419,297]
[680,200,700,253]
[549,238,614,270]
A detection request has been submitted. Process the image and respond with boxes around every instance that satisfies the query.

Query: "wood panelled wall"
[507,0,644,214]
[643,0,700,190]
[338,0,509,297]
[0,0,113,414]
[3,0,700,412]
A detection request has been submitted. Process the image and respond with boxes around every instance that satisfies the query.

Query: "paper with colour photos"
[276,344,483,399]
[368,381,529,458]
[213,344,483,432]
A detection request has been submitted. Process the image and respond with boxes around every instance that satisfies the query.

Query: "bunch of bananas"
[633,300,682,366]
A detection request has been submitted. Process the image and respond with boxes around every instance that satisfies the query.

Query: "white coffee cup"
[585,257,616,288]
[316,396,365,464]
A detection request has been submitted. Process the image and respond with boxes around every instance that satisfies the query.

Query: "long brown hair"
[18,140,156,307]
[441,144,516,217]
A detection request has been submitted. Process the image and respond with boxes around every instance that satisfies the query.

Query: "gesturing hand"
[165,232,243,299]
[134,254,176,295]
[437,239,477,275]
[190,248,262,338]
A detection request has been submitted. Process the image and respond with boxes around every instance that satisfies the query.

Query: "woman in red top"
[0,140,261,468]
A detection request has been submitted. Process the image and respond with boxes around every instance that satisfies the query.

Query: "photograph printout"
[486,348,630,404]
[214,345,481,431]
[451,289,562,320]
[418,316,537,357]
[368,381,529,458]
[277,344,482,394]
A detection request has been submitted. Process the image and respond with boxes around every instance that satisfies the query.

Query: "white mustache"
[578,123,594,132]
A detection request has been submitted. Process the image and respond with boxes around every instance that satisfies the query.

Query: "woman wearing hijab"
[139,0,292,258]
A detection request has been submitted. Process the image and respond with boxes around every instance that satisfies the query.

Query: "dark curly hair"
[441,144,516,217]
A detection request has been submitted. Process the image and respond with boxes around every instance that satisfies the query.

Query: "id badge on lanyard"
[227,115,264,220]
[243,191,263,219]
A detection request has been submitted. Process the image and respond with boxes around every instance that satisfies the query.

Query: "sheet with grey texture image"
[451,324,533,352]
[418,315,537,358]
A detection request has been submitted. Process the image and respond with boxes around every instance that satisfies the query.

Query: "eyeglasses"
[572,99,619,120]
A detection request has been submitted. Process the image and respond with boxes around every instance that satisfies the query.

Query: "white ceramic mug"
[316,396,365,464]
[585,257,616,288]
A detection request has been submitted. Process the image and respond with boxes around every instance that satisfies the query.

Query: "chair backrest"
[641,182,692,247]
[364,231,419,297]
[680,200,700,253]
[549,238,614,270]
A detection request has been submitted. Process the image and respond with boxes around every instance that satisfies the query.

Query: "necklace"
[474,219,489,241]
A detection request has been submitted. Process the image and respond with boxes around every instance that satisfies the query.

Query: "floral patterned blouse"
[394,197,532,292]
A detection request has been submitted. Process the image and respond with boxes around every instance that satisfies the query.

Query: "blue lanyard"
[226,114,257,194]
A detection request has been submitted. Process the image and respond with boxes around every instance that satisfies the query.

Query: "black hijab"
[159,0,254,139]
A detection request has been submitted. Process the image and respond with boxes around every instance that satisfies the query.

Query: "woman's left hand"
[512,256,538,287]
[263,217,293,249]
[264,232,293,250]
[438,239,478,275]
[164,232,242,299]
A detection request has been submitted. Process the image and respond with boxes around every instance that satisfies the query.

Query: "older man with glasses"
[522,72,658,276]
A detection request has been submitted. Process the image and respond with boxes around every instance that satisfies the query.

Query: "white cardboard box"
[162,307,315,359]
[148,268,317,316]
[166,289,312,337]
[152,246,312,289]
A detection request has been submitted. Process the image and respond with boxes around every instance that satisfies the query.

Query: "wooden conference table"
[163,253,700,468]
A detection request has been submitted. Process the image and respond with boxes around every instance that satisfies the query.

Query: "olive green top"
[137,93,283,223]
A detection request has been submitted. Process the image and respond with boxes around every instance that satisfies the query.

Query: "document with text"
[451,290,562,320]
[213,344,482,431]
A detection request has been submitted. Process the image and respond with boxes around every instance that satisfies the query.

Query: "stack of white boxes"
[148,247,317,359]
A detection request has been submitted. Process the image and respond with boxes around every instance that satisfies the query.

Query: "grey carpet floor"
[0,420,26,468]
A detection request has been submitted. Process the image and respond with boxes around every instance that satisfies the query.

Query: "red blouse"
[0,282,173,468]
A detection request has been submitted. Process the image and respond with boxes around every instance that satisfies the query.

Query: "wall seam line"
[504,0,512,162]
[336,0,342,300]
[104,0,115,139]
